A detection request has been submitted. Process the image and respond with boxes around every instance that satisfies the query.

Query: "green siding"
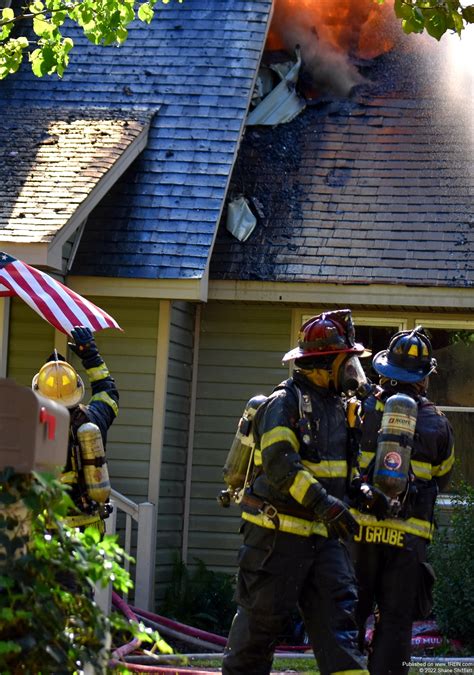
[7,298,55,384]
[156,301,195,601]
[189,302,292,573]
[86,296,159,504]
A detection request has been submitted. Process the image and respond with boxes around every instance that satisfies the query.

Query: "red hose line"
[110,591,142,663]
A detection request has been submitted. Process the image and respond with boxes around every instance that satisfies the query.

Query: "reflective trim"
[289,471,318,503]
[65,513,102,528]
[242,510,328,538]
[411,460,432,481]
[260,426,299,453]
[375,400,385,411]
[302,459,347,478]
[90,391,119,416]
[359,451,374,469]
[86,364,110,382]
[432,447,455,477]
[60,471,76,485]
[350,509,433,539]
[254,448,262,466]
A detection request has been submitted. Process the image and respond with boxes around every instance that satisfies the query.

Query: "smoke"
[267,0,400,97]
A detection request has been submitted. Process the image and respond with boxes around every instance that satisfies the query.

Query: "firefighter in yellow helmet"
[350,327,454,675]
[223,309,370,675]
[32,326,119,533]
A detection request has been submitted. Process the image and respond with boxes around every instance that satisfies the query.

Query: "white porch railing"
[95,489,156,614]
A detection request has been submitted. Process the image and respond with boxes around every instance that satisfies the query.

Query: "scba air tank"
[77,422,111,504]
[221,394,267,500]
[373,393,418,499]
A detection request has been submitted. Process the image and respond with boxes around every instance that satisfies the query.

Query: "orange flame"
[267,0,397,60]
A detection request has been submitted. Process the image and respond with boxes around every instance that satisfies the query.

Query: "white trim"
[0,298,10,377]
[181,304,201,565]
[148,300,171,505]
[67,275,206,301]
[207,280,474,309]
[414,317,474,329]
[66,220,87,273]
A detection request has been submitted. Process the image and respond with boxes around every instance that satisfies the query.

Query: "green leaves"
[393,0,471,38]
[0,0,183,78]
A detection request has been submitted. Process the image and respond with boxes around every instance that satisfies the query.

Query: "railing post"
[94,500,117,616]
[134,501,156,611]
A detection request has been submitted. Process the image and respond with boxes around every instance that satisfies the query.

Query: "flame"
[265,0,400,96]
[267,0,397,59]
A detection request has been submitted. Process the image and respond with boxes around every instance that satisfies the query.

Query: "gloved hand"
[351,479,391,521]
[68,326,99,361]
[320,495,360,540]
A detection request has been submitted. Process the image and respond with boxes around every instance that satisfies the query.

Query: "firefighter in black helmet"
[222,309,370,675]
[350,327,454,675]
[32,326,119,534]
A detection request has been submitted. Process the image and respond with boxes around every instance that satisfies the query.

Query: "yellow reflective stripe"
[260,426,299,453]
[351,509,433,539]
[375,400,385,411]
[60,471,76,484]
[359,451,374,469]
[289,471,319,503]
[254,448,262,466]
[242,510,328,538]
[411,460,432,480]
[65,513,102,527]
[432,448,455,477]
[302,459,347,478]
[90,391,118,416]
[86,363,111,382]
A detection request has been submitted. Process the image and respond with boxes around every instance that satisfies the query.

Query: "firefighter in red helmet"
[222,309,370,675]
[350,326,454,675]
[32,326,119,534]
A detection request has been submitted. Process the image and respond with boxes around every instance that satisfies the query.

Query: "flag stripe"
[0,253,121,335]
[7,262,78,333]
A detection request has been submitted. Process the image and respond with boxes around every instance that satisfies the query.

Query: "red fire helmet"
[282,309,369,363]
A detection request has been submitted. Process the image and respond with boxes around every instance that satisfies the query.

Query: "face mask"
[334,354,368,395]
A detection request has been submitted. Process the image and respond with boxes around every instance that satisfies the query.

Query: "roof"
[0,107,151,268]
[210,44,474,289]
[0,0,273,280]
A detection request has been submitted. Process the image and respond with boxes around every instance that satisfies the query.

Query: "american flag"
[0,252,121,335]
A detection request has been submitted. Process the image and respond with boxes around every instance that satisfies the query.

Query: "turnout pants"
[222,522,368,675]
[353,534,427,675]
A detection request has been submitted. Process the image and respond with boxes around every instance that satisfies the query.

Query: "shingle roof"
[210,48,473,288]
[0,0,272,279]
[0,108,150,244]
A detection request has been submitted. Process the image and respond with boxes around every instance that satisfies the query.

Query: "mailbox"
[0,378,70,473]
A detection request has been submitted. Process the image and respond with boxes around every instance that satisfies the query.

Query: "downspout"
[0,298,10,377]
[148,299,171,506]
[181,303,201,565]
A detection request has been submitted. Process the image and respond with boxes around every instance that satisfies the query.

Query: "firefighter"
[222,309,370,675]
[32,326,119,534]
[351,327,455,675]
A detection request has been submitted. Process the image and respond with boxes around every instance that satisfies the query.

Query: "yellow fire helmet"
[32,359,85,408]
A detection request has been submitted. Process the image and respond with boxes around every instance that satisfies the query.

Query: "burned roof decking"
[0,108,150,244]
[0,0,273,279]
[210,52,473,289]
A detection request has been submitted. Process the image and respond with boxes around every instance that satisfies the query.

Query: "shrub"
[161,555,236,635]
[0,468,157,672]
[430,482,474,650]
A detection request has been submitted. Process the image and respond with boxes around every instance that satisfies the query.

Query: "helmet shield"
[372,326,437,383]
[283,309,369,362]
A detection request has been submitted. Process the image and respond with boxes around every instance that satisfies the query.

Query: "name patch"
[354,524,405,548]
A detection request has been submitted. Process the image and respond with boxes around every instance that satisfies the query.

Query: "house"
[0,0,472,608]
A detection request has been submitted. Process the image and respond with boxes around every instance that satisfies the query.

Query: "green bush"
[0,468,164,673]
[430,482,474,650]
[161,555,236,636]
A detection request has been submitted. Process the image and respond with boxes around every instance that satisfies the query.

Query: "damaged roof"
[210,48,473,289]
[0,0,273,279]
[0,108,150,261]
